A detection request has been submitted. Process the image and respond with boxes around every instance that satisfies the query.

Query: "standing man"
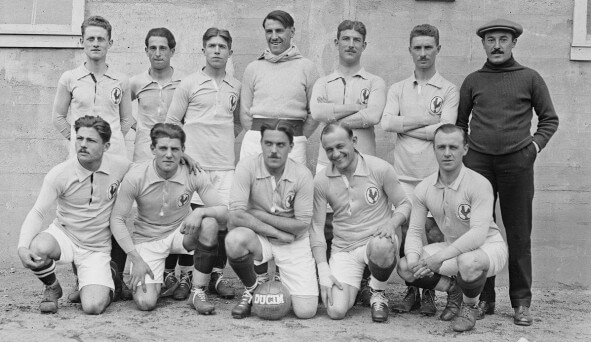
[225,123,318,320]
[381,24,459,318]
[52,16,133,302]
[397,124,508,332]
[311,123,411,322]
[17,116,130,314]
[310,19,386,306]
[240,9,319,165]
[457,19,559,326]
[52,15,133,159]
[166,27,241,300]
[110,124,228,314]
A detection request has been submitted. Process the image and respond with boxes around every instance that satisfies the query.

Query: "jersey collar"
[146,160,186,185]
[411,71,444,89]
[326,151,369,178]
[326,67,369,83]
[74,154,112,182]
[433,164,468,190]
[255,154,297,183]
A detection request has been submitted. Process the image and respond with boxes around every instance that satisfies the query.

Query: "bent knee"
[327,305,348,320]
[225,228,253,257]
[396,258,413,281]
[294,306,317,319]
[292,296,318,319]
[29,234,58,260]
[457,253,487,280]
[82,301,109,315]
[368,237,397,265]
[134,296,158,311]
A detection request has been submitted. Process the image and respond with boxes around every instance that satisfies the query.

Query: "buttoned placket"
[340,175,353,217]
[159,179,170,217]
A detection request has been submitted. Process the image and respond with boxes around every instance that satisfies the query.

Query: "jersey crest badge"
[111,87,122,105]
[229,94,238,112]
[177,193,190,207]
[360,88,370,104]
[429,96,443,114]
[365,186,379,205]
[107,181,120,200]
[457,204,471,221]
[284,193,295,209]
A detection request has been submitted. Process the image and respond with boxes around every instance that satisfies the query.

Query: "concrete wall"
[1,0,589,288]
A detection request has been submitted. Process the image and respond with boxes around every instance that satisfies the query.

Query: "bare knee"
[292,296,317,319]
[225,228,253,258]
[327,305,348,320]
[82,300,109,315]
[199,217,219,246]
[80,286,111,315]
[367,237,397,267]
[29,233,59,261]
[396,257,414,282]
[134,295,158,311]
[457,253,485,281]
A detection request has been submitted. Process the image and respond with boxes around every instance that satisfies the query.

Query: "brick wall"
[1,0,589,287]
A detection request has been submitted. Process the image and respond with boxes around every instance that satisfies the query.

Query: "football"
[252,281,291,320]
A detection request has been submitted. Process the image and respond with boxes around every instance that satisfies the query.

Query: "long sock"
[408,273,441,290]
[194,241,218,275]
[178,253,194,267]
[479,276,496,302]
[165,254,179,270]
[367,259,395,282]
[215,230,228,270]
[33,260,57,286]
[457,271,487,299]
[228,254,257,288]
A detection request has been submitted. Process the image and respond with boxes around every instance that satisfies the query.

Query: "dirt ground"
[1,265,589,342]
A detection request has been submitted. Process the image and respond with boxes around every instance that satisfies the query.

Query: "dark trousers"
[464,144,536,308]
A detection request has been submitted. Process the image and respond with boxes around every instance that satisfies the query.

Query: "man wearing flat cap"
[457,18,558,326]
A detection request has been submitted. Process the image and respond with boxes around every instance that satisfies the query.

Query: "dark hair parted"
[150,123,186,148]
[337,20,367,41]
[262,10,294,29]
[81,15,112,39]
[74,115,112,143]
[202,27,232,49]
[320,122,354,142]
[410,24,439,46]
[260,122,295,145]
[145,27,176,49]
[433,124,468,145]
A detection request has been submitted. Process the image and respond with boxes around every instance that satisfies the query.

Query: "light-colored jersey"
[405,165,503,257]
[381,72,459,185]
[240,57,318,121]
[229,155,313,238]
[311,153,411,254]
[311,68,386,168]
[111,161,224,252]
[166,70,240,170]
[130,68,183,162]
[54,64,133,158]
[21,154,130,252]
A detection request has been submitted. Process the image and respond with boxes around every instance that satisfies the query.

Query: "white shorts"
[131,225,193,284]
[240,130,307,165]
[422,234,508,277]
[330,236,399,289]
[44,224,114,290]
[191,169,234,206]
[255,234,318,296]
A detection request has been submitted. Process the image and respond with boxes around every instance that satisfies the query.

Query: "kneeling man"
[17,116,131,314]
[226,122,318,319]
[397,124,508,332]
[110,123,227,313]
[311,123,411,322]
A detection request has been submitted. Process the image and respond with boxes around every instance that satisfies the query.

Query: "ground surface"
[1,266,589,342]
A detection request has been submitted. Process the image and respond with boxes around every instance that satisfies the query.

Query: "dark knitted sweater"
[457,56,559,155]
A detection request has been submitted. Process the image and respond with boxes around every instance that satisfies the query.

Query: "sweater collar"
[480,55,525,73]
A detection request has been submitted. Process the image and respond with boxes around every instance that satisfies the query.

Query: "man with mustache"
[310,20,386,307]
[381,24,459,319]
[52,15,134,303]
[17,116,131,314]
[456,19,559,326]
[239,9,319,165]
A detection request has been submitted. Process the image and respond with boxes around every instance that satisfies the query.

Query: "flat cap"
[476,19,523,38]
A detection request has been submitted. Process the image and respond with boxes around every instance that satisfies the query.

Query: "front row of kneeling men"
[18,116,506,332]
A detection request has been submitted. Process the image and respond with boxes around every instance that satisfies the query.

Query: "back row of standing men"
[17,9,558,333]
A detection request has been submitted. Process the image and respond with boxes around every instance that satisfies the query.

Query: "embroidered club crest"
[111,87,122,105]
[365,187,379,205]
[457,204,471,221]
[360,88,370,104]
[177,193,190,207]
[430,96,443,114]
[284,193,295,209]
[229,94,238,112]
[107,181,120,200]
